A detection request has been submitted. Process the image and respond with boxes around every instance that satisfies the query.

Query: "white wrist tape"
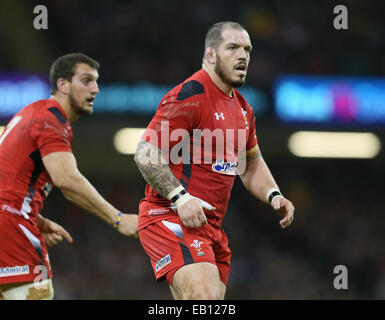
[169,194,215,212]
[174,192,194,208]
[266,187,282,203]
[167,185,185,201]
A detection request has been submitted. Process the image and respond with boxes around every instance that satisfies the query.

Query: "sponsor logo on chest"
[212,160,237,175]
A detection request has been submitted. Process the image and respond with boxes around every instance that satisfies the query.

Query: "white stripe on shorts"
[162,220,184,238]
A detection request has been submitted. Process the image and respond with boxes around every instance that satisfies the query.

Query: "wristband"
[167,186,185,201]
[113,211,122,229]
[266,188,282,204]
[174,192,194,208]
[167,185,189,204]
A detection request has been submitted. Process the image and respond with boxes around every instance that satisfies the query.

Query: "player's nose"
[91,81,99,95]
[237,47,248,60]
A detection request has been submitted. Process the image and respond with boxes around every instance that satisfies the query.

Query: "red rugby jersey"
[0,98,73,226]
[138,69,258,229]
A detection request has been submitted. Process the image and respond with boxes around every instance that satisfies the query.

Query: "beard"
[68,91,93,116]
[214,55,245,88]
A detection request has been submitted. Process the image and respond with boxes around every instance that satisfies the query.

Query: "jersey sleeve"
[30,111,73,157]
[246,105,258,151]
[142,98,198,151]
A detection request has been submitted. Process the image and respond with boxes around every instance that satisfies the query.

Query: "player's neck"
[202,64,233,97]
[50,95,79,122]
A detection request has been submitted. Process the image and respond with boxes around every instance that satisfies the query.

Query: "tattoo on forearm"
[134,140,180,198]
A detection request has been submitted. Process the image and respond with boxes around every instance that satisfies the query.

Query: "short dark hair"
[204,21,246,52]
[49,53,100,94]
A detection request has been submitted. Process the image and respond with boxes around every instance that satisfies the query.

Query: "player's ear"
[56,78,70,95]
[205,47,216,64]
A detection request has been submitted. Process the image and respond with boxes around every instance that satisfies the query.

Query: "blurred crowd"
[1,0,385,87]
[45,0,385,84]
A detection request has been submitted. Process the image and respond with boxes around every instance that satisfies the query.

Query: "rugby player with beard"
[135,22,295,300]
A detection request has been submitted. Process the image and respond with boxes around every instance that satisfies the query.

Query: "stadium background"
[1,0,385,299]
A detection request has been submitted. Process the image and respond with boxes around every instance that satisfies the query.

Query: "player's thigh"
[0,279,54,300]
[170,261,223,300]
[139,218,216,283]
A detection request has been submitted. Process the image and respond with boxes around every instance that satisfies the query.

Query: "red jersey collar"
[47,98,69,122]
[200,69,235,100]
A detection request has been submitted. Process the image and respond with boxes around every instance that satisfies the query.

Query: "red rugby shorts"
[0,211,52,285]
[139,215,231,286]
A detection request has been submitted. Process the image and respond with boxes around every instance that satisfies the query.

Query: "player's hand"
[117,213,138,238]
[271,196,295,229]
[177,197,215,228]
[37,216,73,247]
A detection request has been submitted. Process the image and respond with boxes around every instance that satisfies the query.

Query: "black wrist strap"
[171,189,187,203]
[268,191,282,204]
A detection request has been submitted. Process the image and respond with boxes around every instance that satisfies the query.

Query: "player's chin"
[80,105,94,115]
[231,77,246,88]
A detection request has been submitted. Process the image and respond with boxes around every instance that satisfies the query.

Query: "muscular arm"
[134,139,209,228]
[239,145,294,228]
[42,152,119,226]
[239,145,279,204]
[134,139,181,197]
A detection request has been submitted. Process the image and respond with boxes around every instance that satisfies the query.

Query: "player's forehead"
[220,27,251,47]
[73,63,99,79]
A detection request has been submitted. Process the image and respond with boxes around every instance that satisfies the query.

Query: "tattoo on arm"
[134,140,180,198]
[244,144,262,161]
[246,150,262,161]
